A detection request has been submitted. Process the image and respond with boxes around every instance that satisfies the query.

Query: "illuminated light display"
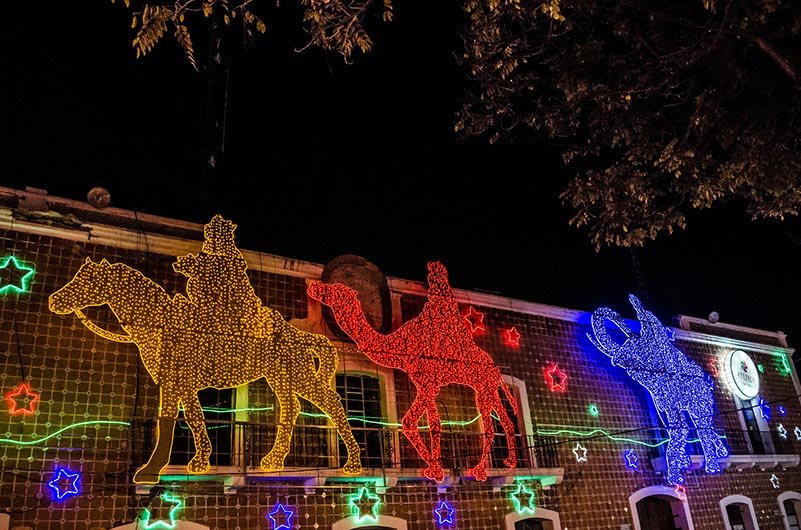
[674,485,687,500]
[572,442,587,462]
[665,327,676,341]
[779,405,787,416]
[348,487,381,523]
[308,261,518,482]
[771,474,780,489]
[434,500,455,526]
[708,358,719,378]
[588,403,599,417]
[589,295,727,485]
[47,468,80,500]
[722,350,760,400]
[50,216,362,484]
[5,383,39,415]
[0,256,35,295]
[0,420,128,446]
[267,502,294,530]
[776,354,792,376]
[777,424,788,439]
[758,364,765,374]
[509,482,536,514]
[462,306,486,333]
[505,326,521,346]
[623,449,638,469]
[537,427,719,448]
[758,398,771,421]
[544,363,568,392]
[141,492,184,529]
[794,426,801,441]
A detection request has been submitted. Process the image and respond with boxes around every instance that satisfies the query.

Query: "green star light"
[348,486,381,523]
[0,256,34,295]
[509,482,536,514]
[141,492,183,529]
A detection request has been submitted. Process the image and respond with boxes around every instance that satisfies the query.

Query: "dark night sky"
[3,2,801,358]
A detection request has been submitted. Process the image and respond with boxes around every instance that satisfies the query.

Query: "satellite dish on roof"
[708,311,720,323]
[87,187,111,209]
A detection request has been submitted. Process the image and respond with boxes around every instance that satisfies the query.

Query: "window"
[505,508,561,530]
[778,492,801,530]
[171,388,233,467]
[629,486,694,530]
[337,374,388,468]
[720,495,759,530]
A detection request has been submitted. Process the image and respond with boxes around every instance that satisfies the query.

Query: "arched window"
[629,485,695,530]
[779,492,801,530]
[719,494,759,530]
[109,522,210,530]
[331,515,408,530]
[504,507,562,530]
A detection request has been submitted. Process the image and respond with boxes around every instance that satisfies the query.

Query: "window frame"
[628,485,695,530]
[504,507,562,530]
[778,492,801,530]
[719,494,760,530]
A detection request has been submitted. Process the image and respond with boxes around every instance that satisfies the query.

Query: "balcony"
[650,428,800,473]
[132,418,564,492]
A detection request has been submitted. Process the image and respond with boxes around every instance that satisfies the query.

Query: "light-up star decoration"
[5,383,40,415]
[770,474,780,489]
[573,442,588,462]
[462,306,485,333]
[0,256,35,295]
[509,483,536,514]
[505,327,521,346]
[348,487,381,523]
[777,424,788,439]
[544,363,568,392]
[674,485,687,500]
[758,397,771,421]
[664,327,676,341]
[267,502,294,530]
[589,294,727,485]
[141,492,184,529]
[624,449,639,470]
[588,403,599,417]
[794,426,801,441]
[47,468,80,500]
[434,500,455,526]
[779,405,787,416]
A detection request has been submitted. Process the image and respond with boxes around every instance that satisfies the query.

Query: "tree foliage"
[458,0,801,249]
[114,0,391,66]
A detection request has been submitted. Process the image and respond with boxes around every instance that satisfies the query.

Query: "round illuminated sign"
[722,350,760,400]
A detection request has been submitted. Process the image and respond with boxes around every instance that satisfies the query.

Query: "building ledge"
[137,465,564,494]
[652,453,800,473]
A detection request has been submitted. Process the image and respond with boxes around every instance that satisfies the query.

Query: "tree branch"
[754,36,801,89]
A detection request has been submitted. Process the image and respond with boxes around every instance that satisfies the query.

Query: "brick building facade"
[1,185,800,530]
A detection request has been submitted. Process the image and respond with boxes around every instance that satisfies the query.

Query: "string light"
[588,403,599,417]
[771,474,780,489]
[758,398,771,421]
[758,364,765,374]
[47,468,80,501]
[141,492,183,529]
[536,427,720,448]
[0,255,35,294]
[623,449,638,469]
[462,306,486,333]
[267,502,294,530]
[777,424,788,439]
[0,420,128,446]
[572,442,587,462]
[505,326,521,346]
[5,383,39,415]
[509,482,536,514]
[589,294,727,485]
[794,426,801,441]
[433,500,455,526]
[308,261,519,482]
[776,354,792,376]
[348,487,381,523]
[778,405,787,416]
[674,485,687,500]
[544,363,568,392]
[50,215,363,484]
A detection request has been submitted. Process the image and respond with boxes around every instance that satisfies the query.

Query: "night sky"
[3,2,801,361]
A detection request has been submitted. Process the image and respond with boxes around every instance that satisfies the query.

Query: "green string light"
[536,427,724,448]
[0,421,129,446]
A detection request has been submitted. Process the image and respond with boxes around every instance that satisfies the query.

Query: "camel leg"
[261,392,300,472]
[402,394,439,479]
[424,400,444,482]
[182,392,212,474]
[691,400,727,473]
[134,386,181,484]
[470,391,495,482]
[311,386,363,475]
[663,408,690,485]
[493,393,518,468]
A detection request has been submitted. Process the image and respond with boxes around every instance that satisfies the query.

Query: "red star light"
[505,326,521,346]
[462,306,485,333]
[5,383,39,415]
[544,363,568,392]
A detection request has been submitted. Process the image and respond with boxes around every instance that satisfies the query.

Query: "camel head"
[426,261,452,297]
[49,257,113,315]
[307,281,359,309]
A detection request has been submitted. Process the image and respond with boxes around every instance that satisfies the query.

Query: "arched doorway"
[629,486,694,530]
[779,492,801,530]
[720,494,759,530]
[504,507,562,530]
[110,522,209,530]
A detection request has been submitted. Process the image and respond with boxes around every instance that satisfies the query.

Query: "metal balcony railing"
[646,427,798,460]
[133,418,561,475]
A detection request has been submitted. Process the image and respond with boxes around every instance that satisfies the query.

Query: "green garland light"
[0,420,129,446]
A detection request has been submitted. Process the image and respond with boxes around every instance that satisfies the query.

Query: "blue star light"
[623,449,639,470]
[47,468,80,500]
[758,398,771,421]
[664,327,676,341]
[589,295,727,485]
[778,405,787,416]
[434,500,455,526]
[267,502,294,530]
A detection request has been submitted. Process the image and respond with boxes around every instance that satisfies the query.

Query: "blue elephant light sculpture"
[589,294,728,485]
